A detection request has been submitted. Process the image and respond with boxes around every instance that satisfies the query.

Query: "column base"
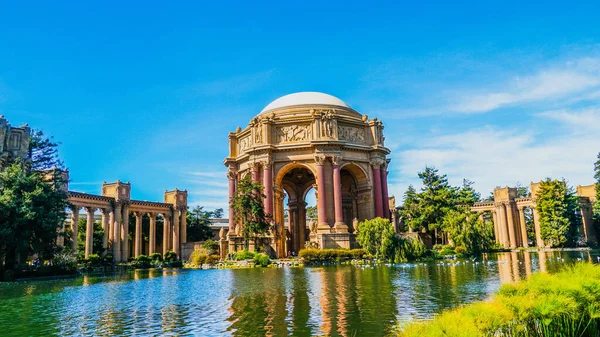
[334,222,348,233]
[317,222,331,233]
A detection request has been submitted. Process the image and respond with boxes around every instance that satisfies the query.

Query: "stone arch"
[340,162,371,225]
[340,162,370,186]
[275,162,316,187]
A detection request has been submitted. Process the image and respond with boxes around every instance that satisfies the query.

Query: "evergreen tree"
[230,178,271,250]
[399,185,420,231]
[0,130,68,277]
[535,178,580,247]
[186,206,219,242]
[415,167,455,242]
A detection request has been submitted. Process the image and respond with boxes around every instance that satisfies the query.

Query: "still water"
[1,250,598,337]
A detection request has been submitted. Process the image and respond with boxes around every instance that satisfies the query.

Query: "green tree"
[73,219,105,260]
[414,167,456,242]
[305,205,318,220]
[186,206,217,242]
[231,178,271,250]
[594,152,600,230]
[535,178,580,247]
[356,217,396,259]
[399,185,420,231]
[443,209,494,254]
[0,130,68,277]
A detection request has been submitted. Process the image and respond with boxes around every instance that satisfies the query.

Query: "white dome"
[260,92,351,113]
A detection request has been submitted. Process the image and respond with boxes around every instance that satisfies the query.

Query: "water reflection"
[0,251,598,336]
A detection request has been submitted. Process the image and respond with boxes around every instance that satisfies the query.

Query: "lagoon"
[1,250,598,337]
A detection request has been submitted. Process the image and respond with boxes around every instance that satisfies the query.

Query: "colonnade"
[65,182,188,262]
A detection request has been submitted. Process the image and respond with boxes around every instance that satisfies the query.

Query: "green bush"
[454,246,467,255]
[203,239,220,254]
[253,253,270,267]
[149,253,163,261]
[87,254,102,267]
[235,250,256,261]
[164,250,178,262]
[399,263,600,337]
[298,248,365,262]
[206,255,220,265]
[52,251,78,273]
[189,249,208,266]
[394,236,429,262]
[132,255,151,268]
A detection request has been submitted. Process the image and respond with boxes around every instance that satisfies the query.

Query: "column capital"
[84,206,97,213]
[331,155,342,166]
[250,161,261,171]
[100,207,110,215]
[227,170,237,180]
[370,159,385,169]
[132,211,144,217]
[70,204,81,212]
[314,154,327,165]
[147,212,155,218]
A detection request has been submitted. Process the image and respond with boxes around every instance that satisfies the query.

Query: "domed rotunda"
[223,92,391,257]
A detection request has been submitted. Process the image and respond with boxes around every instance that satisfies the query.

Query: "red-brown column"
[316,156,328,227]
[372,161,384,218]
[251,163,259,183]
[381,163,390,219]
[264,163,273,216]
[227,171,236,232]
[332,160,344,227]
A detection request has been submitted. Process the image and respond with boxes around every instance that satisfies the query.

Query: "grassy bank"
[398,262,600,337]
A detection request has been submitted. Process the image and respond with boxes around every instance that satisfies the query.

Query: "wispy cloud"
[451,66,600,113]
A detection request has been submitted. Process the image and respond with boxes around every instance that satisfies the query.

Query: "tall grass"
[398,263,600,337]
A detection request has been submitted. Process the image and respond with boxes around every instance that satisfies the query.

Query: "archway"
[278,166,316,255]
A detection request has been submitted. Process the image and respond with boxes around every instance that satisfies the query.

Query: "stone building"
[223,92,392,257]
[470,182,598,248]
[0,115,31,164]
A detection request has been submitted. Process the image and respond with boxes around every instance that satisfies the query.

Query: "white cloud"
[452,66,600,113]
[389,108,600,202]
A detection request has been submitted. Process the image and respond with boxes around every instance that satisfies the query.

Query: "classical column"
[532,206,544,247]
[505,202,517,248]
[332,156,347,232]
[108,209,115,246]
[134,212,143,257]
[381,161,390,219]
[163,214,171,255]
[251,162,260,183]
[172,208,181,257]
[149,213,156,255]
[263,162,273,216]
[180,208,187,244]
[492,211,500,244]
[496,203,508,248]
[227,170,237,232]
[298,201,306,249]
[121,204,130,261]
[70,206,80,252]
[372,160,384,218]
[113,203,122,261]
[315,155,328,228]
[101,208,109,253]
[85,207,96,258]
[518,206,529,248]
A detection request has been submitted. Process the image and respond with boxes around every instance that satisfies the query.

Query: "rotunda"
[223,92,391,257]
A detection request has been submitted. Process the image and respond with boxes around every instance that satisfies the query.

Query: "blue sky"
[2,1,600,210]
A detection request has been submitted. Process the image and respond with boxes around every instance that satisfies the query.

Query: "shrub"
[189,249,208,267]
[52,250,78,273]
[254,253,270,267]
[394,236,429,262]
[164,250,178,262]
[235,250,256,261]
[298,248,365,262]
[206,255,220,265]
[87,254,102,267]
[149,253,163,261]
[132,255,151,268]
[454,246,467,255]
[203,239,220,254]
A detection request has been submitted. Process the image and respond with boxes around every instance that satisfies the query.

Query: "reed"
[398,263,600,337]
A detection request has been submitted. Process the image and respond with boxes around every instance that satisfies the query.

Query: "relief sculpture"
[337,125,365,143]
[276,124,312,143]
[239,136,251,151]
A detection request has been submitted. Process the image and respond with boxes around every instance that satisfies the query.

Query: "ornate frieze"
[337,125,365,144]
[320,110,337,139]
[239,136,251,151]
[276,124,312,143]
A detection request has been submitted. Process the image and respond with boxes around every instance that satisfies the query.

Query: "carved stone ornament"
[370,158,385,168]
[314,154,327,165]
[276,124,312,143]
[331,155,342,166]
[254,125,263,144]
[320,110,337,139]
[337,125,365,143]
[239,136,251,151]
[227,170,237,180]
